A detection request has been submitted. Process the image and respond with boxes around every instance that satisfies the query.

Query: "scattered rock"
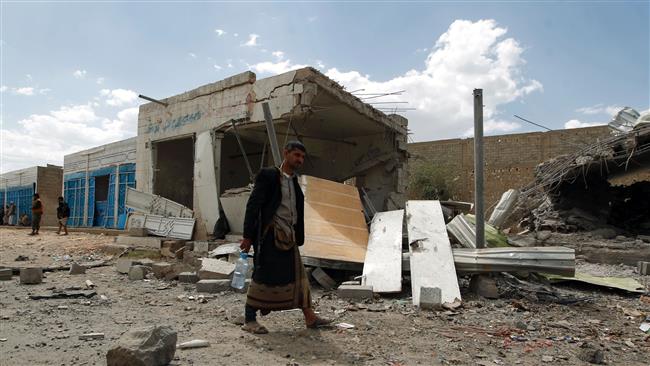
[128,265,150,281]
[15,255,29,261]
[196,279,231,293]
[536,231,552,241]
[0,268,12,281]
[106,325,176,366]
[197,258,235,280]
[19,267,43,285]
[469,275,499,299]
[541,355,553,362]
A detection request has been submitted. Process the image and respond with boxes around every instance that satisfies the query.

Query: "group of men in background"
[2,195,70,236]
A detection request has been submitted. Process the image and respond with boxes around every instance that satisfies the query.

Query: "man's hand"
[240,238,253,253]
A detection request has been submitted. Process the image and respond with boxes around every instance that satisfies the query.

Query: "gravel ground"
[1,227,649,366]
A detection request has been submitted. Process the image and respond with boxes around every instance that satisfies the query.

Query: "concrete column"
[113,164,120,228]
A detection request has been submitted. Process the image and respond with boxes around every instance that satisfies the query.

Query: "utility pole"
[473,89,485,249]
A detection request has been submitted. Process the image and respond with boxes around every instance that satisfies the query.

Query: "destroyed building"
[62,138,137,228]
[136,68,409,239]
[0,165,63,226]
[408,125,613,206]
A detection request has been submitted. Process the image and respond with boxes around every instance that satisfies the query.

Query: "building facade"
[0,165,63,226]
[63,138,137,228]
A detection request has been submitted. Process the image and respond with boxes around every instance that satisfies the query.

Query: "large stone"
[639,261,650,276]
[106,325,177,366]
[337,285,373,301]
[0,268,12,281]
[197,258,235,280]
[196,279,231,293]
[178,272,199,283]
[469,274,499,299]
[128,265,150,281]
[577,343,605,364]
[151,263,173,279]
[69,262,86,275]
[19,267,43,285]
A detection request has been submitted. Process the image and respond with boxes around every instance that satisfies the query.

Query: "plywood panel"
[362,210,404,293]
[406,200,461,306]
[300,175,369,263]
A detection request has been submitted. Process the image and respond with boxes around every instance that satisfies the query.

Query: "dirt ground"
[1,227,649,366]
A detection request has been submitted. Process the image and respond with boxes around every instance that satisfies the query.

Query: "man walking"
[56,196,70,235]
[29,193,43,236]
[240,141,331,334]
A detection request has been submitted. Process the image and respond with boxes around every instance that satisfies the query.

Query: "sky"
[1,1,649,173]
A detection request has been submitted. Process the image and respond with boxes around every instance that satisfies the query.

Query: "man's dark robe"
[243,167,310,310]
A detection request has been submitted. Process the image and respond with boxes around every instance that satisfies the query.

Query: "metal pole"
[473,89,485,249]
[262,102,283,166]
[230,120,255,182]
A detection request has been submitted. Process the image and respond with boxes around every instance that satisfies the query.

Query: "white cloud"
[213,64,222,70]
[0,85,7,93]
[272,51,284,59]
[73,69,87,79]
[250,19,542,141]
[188,52,197,59]
[0,104,138,172]
[564,119,604,129]
[243,34,259,47]
[315,60,325,69]
[14,87,34,96]
[576,104,622,116]
[215,29,226,36]
[463,119,521,137]
[96,77,105,85]
[227,60,234,68]
[25,74,33,81]
[38,88,51,95]
[101,88,139,107]
[250,59,309,75]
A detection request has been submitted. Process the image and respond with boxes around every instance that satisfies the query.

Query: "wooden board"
[362,210,404,293]
[299,175,369,263]
[406,200,461,306]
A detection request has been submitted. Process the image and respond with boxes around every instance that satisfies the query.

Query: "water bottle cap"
[240,252,248,259]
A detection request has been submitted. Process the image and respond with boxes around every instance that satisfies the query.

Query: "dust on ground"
[0,227,648,366]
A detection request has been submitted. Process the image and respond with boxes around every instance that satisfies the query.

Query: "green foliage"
[408,164,454,200]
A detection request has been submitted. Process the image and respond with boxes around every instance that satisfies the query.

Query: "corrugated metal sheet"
[126,212,195,240]
[125,187,194,218]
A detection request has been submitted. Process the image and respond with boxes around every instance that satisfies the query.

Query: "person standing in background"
[29,193,43,236]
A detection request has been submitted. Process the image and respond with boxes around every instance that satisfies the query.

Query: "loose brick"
[336,285,373,301]
[197,258,235,280]
[178,272,199,283]
[20,267,43,285]
[196,279,231,293]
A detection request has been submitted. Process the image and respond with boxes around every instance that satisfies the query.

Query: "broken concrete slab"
[196,279,231,293]
[197,258,235,280]
[311,267,337,290]
[106,325,177,366]
[178,272,199,283]
[128,265,150,281]
[19,267,43,285]
[208,243,240,257]
[68,262,86,275]
[115,235,163,249]
[406,200,461,307]
[487,189,519,229]
[362,210,403,293]
[638,261,649,275]
[337,285,373,301]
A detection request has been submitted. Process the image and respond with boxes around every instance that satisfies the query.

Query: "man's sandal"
[242,321,269,334]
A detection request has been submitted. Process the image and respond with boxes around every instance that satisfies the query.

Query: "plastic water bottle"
[231,252,249,290]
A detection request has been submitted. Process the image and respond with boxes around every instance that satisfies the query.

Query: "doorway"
[153,137,194,208]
